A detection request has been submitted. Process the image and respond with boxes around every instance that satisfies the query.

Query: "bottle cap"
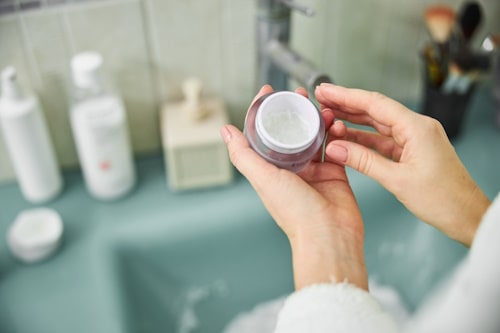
[1,66,24,100]
[182,77,208,122]
[255,91,320,154]
[71,52,103,88]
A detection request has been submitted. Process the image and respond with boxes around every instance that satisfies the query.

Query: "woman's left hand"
[220,85,368,290]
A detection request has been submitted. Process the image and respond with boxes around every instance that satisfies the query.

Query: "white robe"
[273,193,500,333]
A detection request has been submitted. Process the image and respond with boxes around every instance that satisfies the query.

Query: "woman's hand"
[316,83,491,247]
[221,85,368,290]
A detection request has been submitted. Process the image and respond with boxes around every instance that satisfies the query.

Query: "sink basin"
[110,183,467,332]
[0,85,498,333]
[112,209,292,333]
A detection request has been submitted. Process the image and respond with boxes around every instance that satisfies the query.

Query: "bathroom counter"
[0,153,278,332]
[0,83,499,333]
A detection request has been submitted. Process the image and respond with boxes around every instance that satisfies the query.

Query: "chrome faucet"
[256,0,332,93]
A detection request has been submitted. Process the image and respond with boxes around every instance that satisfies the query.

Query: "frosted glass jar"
[244,91,325,172]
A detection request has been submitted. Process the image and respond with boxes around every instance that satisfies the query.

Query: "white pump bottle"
[69,52,135,200]
[0,67,63,203]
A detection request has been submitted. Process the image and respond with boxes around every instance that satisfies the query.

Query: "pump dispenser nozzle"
[1,66,24,100]
[71,52,104,89]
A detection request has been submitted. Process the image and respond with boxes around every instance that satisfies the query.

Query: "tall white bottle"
[0,67,63,203]
[69,52,135,200]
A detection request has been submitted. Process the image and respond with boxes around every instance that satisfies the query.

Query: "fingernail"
[320,82,335,90]
[326,144,348,163]
[315,86,323,99]
[262,84,273,92]
[220,125,232,144]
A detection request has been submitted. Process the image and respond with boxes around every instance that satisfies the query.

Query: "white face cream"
[255,92,320,154]
[244,91,325,173]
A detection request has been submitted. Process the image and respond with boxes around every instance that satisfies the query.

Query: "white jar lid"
[255,91,320,154]
[7,208,63,263]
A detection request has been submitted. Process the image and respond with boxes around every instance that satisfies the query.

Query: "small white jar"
[7,208,63,263]
[244,91,325,172]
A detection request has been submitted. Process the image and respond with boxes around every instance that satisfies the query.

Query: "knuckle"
[422,116,447,138]
[368,91,389,107]
[369,91,386,101]
[228,149,241,167]
[355,149,374,175]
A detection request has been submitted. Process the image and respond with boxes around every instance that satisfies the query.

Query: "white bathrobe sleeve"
[274,282,399,333]
[405,192,500,333]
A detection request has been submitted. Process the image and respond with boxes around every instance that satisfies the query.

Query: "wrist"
[452,185,491,247]
[289,226,368,291]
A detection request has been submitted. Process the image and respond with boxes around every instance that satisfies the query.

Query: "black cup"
[420,83,476,140]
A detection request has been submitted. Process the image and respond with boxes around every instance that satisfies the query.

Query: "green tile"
[65,0,160,154]
[0,16,32,182]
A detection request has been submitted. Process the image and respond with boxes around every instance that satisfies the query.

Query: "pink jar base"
[243,92,326,173]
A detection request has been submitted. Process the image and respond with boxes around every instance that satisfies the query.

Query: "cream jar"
[244,91,325,172]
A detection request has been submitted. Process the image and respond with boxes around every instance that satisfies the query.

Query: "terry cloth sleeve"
[405,192,500,333]
[274,282,399,333]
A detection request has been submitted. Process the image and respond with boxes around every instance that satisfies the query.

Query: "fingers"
[251,84,274,106]
[295,86,308,98]
[315,84,416,141]
[325,140,398,191]
[343,128,403,162]
[327,118,347,139]
[220,124,280,192]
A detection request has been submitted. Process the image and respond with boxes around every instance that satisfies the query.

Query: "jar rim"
[255,91,320,154]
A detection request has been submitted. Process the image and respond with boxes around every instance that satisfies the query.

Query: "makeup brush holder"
[420,81,476,140]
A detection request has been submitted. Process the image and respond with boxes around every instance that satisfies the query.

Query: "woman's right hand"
[316,83,491,247]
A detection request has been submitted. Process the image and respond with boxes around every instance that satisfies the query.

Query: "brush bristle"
[425,5,456,43]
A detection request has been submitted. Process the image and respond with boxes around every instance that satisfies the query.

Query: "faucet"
[256,0,332,93]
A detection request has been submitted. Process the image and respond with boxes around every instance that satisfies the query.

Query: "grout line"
[17,11,43,86]
[137,0,161,107]
[140,0,167,102]
[320,0,331,82]
[61,3,76,55]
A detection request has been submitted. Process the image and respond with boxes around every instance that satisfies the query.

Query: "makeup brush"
[425,5,456,44]
[457,1,482,45]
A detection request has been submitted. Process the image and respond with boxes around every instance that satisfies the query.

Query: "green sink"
[111,204,292,333]
[0,84,498,332]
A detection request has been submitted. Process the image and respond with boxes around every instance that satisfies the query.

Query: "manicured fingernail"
[220,125,232,144]
[327,144,348,163]
[262,84,272,92]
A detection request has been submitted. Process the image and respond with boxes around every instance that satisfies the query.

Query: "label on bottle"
[70,96,135,199]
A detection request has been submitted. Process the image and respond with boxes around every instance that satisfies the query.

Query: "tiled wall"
[0,0,499,183]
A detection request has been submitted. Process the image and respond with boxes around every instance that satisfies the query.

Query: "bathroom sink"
[112,207,292,333]
[109,181,467,332]
[0,85,498,333]
[0,156,491,333]
[100,171,466,333]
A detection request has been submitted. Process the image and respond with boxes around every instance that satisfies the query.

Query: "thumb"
[326,140,396,187]
[220,124,280,187]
